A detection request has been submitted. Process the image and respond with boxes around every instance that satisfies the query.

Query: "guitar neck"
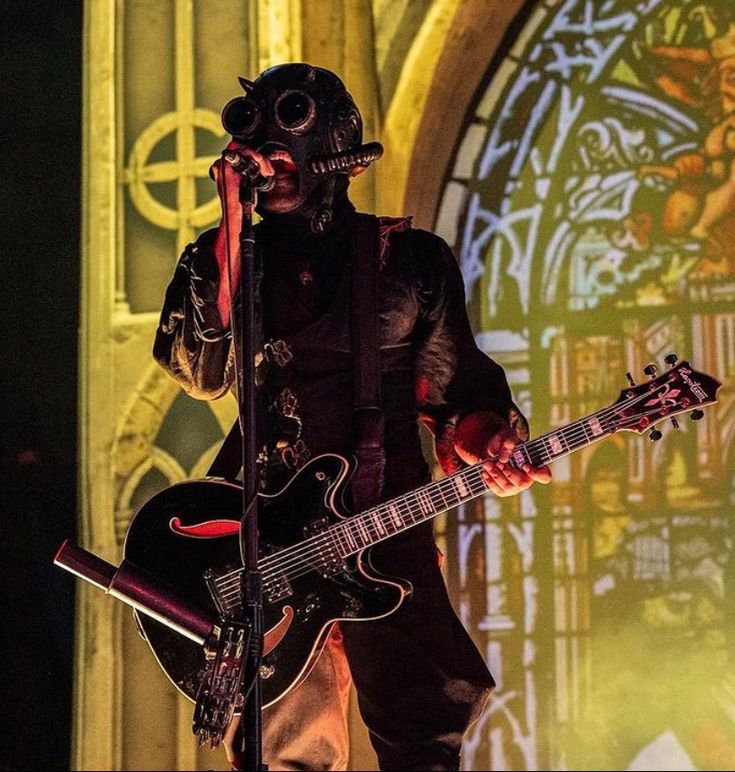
[331,405,617,557]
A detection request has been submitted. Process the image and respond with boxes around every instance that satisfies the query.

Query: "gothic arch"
[379,0,529,225]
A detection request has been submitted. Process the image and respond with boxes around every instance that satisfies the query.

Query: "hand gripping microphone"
[221,150,277,192]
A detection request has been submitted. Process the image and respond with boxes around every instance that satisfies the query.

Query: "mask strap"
[310,176,337,233]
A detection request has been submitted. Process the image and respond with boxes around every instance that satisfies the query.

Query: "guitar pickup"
[206,567,293,615]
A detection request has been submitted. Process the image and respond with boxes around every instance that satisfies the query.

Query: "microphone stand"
[222,143,382,767]
[219,140,381,768]
[231,167,267,771]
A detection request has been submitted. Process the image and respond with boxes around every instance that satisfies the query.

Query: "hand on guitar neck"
[454,410,552,497]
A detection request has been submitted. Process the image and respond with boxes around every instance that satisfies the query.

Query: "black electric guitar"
[58,359,722,717]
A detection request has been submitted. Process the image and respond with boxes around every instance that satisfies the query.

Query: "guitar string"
[214,387,670,602]
[233,387,646,580]
[247,401,682,593]
[286,391,688,577]
[246,384,649,579]
[224,389,626,580]
[217,459,471,580]
[215,449,490,585]
[217,391,663,603]
[218,494,490,604]
[314,383,674,566]
[215,467,490,603]
[214,387,677,601]
[219,416,607,604]
[215,467,494,604]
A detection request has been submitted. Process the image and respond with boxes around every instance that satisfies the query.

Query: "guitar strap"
[348,213,386,512]
[208,213,386,510]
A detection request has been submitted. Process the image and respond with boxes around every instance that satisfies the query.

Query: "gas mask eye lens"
[221,97,260,137]
[275,90,316,132]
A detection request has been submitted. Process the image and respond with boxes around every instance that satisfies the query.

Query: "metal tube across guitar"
[54,541,214,644]
[54,359,721,738]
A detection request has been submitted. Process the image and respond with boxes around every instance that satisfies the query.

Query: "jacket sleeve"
[411,229,528,472]
[152,229,235,400]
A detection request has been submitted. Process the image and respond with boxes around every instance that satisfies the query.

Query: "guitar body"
[125,453,410,708]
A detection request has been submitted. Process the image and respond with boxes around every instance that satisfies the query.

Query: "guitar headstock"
[609,355,721,438]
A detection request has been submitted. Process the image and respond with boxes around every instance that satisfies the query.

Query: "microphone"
[221,150,276,192]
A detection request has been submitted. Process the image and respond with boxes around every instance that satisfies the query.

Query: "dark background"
[1,1,82,768]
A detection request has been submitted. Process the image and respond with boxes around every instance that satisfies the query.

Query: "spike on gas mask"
[221,63,382,232]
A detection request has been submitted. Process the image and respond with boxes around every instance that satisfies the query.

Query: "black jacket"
[153,207,523,497]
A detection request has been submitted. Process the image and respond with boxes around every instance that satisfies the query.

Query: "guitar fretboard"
[330,406,615,556]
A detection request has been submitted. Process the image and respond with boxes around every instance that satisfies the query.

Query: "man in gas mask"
[154,63,550,771]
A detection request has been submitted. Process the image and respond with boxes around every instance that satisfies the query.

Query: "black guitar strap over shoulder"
[208,213,386,506]
[348,214,386,512]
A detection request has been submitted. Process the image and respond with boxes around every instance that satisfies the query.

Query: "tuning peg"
[671,417,680,430]
[644,363,658,378]
[664,353,678,367]
[625,372,636,386]
[649,428,663,441]
[690,409,704,421]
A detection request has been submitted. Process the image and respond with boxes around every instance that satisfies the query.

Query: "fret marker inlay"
[549,434,563,454]
[588,417,604,436]
[418,490,433,515]
[387,504,402,528]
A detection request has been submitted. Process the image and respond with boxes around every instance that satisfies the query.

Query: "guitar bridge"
[303,518,345,578]
[207,565,295,614]
[204,568,232,619]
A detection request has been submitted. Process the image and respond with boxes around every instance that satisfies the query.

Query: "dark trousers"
[342,525,494,770]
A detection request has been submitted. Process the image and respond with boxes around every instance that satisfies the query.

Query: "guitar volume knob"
[690,409,705,422]
[649,428,663,442]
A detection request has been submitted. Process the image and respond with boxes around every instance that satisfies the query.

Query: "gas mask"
[221,63,382,231]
